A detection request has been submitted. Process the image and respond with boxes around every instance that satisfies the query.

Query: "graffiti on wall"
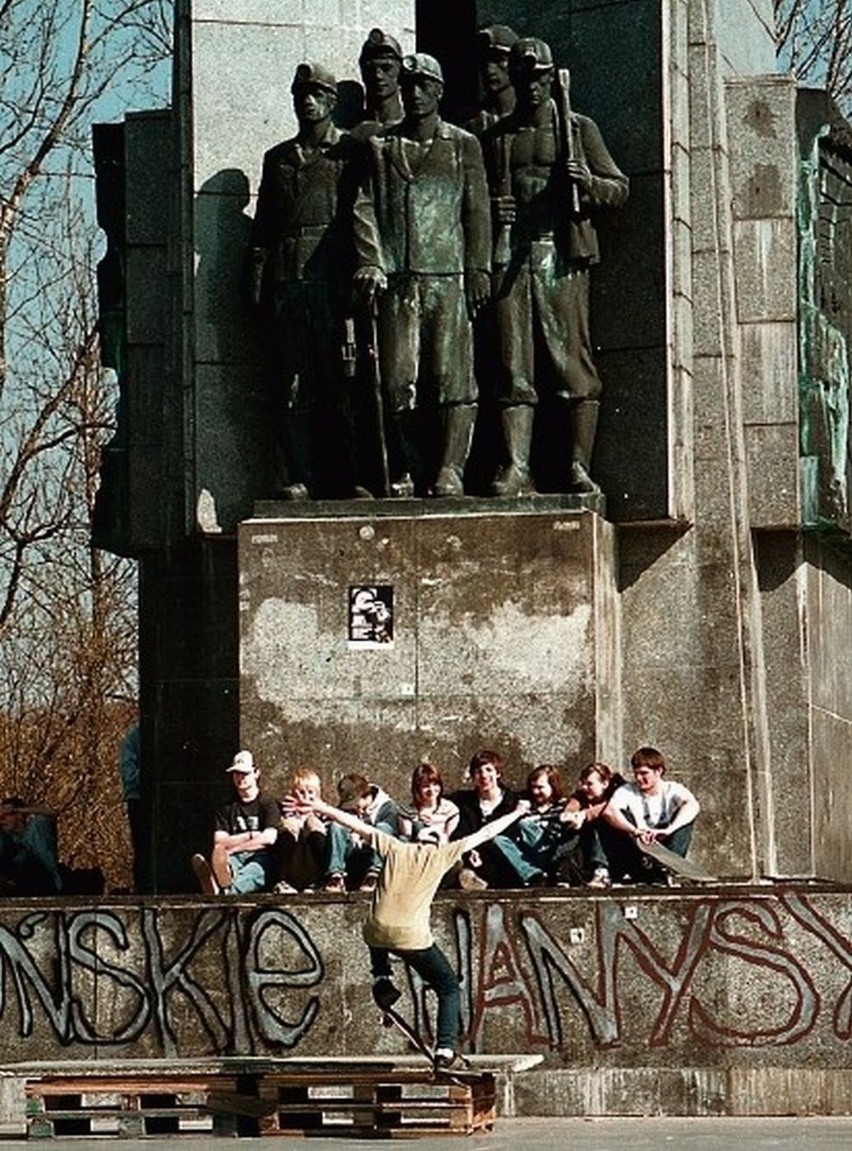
[0,893,850,1056]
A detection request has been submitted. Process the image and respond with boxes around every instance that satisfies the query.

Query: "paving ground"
[14,1115,852,1149]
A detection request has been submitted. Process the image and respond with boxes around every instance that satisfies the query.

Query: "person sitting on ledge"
[281,785,529,1071]
[448,749,522,889]
[0,797,63,896]
[323,772,401,893]
[554,761,626,888]
[488,764,572,887]
[398,761,460,844]
[191,750,279,895]
[600,746,700,885]
[275,767,329,894]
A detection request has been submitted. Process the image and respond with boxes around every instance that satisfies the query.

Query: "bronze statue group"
[248,24,629,505]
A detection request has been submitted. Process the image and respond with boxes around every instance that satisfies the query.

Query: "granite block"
[733,218,797,323]
[126,246,168,345]
[739,321,798,423]
[745,422,800,528]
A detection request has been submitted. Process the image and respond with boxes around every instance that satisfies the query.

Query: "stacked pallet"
[20,1061,499,1139]
[255,1067,496,1136]
[25,1074,242,1139]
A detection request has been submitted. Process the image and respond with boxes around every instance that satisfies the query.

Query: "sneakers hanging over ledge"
[191,854,219,895]
[586,867,611,889]
[458,867,488,891]
[359,869,380,892]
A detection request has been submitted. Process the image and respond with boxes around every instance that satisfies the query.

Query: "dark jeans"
[602,819,694,883]
[370,943,460,1050]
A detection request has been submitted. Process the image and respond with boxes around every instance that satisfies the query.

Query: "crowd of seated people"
[190,744,701,896]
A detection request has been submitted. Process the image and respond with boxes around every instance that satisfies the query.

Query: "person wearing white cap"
[191,750,279,894]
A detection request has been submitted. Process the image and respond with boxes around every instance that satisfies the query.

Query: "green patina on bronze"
[797,100,852,539]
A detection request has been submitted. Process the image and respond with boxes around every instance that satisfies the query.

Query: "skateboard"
[638,838,716,882]
[381,1004,476,1081]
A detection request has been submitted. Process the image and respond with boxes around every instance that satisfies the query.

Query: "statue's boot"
[569,399,602,495]
[433,403,477,497]
[273,409,313,500]
[387,411,418,498]
[490,405,536,497]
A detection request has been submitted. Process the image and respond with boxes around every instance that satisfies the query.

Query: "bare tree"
[776,0,852,115]
[0,0,170,888]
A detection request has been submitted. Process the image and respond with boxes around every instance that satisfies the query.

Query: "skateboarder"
[282,787,529,1070]
[601,746,700,884]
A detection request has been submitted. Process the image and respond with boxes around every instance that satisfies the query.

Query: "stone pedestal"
[238,502,621,794]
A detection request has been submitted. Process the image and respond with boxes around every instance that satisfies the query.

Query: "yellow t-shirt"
[362,829,466,951]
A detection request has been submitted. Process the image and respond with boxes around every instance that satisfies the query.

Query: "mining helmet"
[476,24,519,55]
[291,62,337,95]
[509,37,554,74]
[359,27,403,63]
[401,53,444,84]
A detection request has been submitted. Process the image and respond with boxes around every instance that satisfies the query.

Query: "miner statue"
[481,37,629,497]
[352,53,492,498]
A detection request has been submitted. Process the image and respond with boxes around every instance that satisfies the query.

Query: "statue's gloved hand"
[353,266,387,307]
[565,158,593,194]
[465,269,491,317]
[491,194,516,224]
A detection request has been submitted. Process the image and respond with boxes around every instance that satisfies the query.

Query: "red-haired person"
[399,762,460,843]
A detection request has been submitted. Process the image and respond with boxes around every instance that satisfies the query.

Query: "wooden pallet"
[25,1075,242,1139]
[255,1068,496,1136]
[21,1061,499,1139]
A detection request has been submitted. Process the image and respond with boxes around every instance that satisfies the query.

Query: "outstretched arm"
[283,794,374,842]
[459,801,529,853]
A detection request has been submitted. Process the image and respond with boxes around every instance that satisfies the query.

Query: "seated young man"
[323,773,401,893]
[555,761,626,888]
[601,746,700,884]
[0,797,63,896]
[191,750,279,895]
[488,764,571,887]
[448,749,521,889]
[276,767,328,893]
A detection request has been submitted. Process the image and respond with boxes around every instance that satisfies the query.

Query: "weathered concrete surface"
[239,507,621,804]
[0,887,851,1116]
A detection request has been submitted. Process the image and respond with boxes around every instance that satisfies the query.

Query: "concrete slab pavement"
[14,1115,852,1149]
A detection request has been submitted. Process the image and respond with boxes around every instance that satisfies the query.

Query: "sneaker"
[273,879,298,894]
[458,868,488,891]
[433,1050,470,1073]
[323,873,346,893]
[372,978,402,1011]
[586,867,611,889]
[191,854,219,895]
[359,869,380,892]
[525,871,550,888]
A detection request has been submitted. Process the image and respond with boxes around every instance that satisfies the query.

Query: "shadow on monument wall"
[194,169,277,528]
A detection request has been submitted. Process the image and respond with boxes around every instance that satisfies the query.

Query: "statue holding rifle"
[352,53,491,498]
[480,37,629,497]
